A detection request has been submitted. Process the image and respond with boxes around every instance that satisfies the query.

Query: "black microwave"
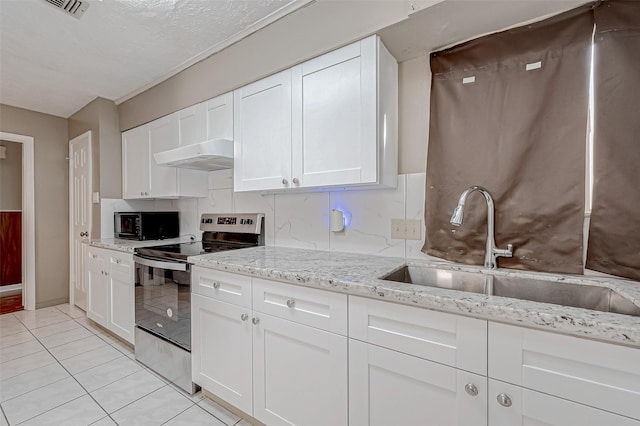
[114,211,179,240]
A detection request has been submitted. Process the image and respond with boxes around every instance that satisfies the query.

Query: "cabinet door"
[107,254,134,344]
[350,339,487,426]
[205,92,233,140]
[253,313,348,426]
[148,114,178,197]
[291,36,377,188]
[122,125,150,199]
[489,322,640,420]
[192,294,252,414]
[234,70,292,192]
[178,104,205,147]
[489,379,640,426]
[86,248,108,327]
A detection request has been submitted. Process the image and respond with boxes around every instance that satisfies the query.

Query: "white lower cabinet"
[192,294,252,414]
[489,379,639,426]
[191,267,348,426]
[86,246,135,344]
[349,339,487,426]
[192,269,640,425]
[489,322,640,422]
[253,313,347,426]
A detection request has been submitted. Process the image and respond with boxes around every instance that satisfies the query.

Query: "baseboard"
[36,297,69,309]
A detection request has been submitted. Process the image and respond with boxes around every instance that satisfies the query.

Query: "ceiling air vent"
[42,0,89,19]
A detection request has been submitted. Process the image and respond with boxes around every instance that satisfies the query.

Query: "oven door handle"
[133,255,189,271]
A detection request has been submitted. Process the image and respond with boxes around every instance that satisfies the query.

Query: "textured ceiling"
[0,0,312,118]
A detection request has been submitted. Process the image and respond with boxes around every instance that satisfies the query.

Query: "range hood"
[154,139,233,171]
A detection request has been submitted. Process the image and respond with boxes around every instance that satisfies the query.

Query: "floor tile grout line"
[79,361,142,394]
[4,317,113,425]
[108,383,194,421]
[0,367,70,405]
[158,397,199,425]
[12,393,89,426]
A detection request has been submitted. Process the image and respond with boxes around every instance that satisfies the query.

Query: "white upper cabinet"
[148,114,179,197]
[122,125,150,199]
[234,35,397,192]
[177,92,233,147]
[234,70,293,192]
[205,92,233,141]
[291,37,377,188]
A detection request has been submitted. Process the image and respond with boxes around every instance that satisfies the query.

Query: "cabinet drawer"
[192,267,251,308]
[110,252,132,275]
[252,278,347,335]
[349,296,487,375]
[489,322,640,420]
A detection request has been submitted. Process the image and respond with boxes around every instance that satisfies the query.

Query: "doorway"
[0,132,35,311]
[69,131,92,310]
[0,141,23,313]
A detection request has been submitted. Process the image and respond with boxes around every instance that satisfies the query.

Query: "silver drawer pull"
[497,393,512,407]
[286,299,296,308]
[213,282,220,289]
[464,383,478,397]
[252,317,260,325]
[241,314,249,321]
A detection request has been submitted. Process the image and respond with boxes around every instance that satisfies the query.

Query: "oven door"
[133,255,191,351]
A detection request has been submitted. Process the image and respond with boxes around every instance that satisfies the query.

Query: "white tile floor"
[0,304,249,426]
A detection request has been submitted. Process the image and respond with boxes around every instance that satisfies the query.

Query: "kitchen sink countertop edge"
[188,246,640,347]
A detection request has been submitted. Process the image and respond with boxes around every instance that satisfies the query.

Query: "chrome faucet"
[450,186,513,269]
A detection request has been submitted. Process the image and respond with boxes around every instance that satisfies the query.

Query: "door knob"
[292,178,299,184]
[282,178,288,185]
[464,383,479,397]
[241,314,249,321]
[252,317,260,325]
[80,231,88,237]
[286,299,296,308]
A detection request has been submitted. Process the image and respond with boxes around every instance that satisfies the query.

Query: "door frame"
[0,132,35,311]
[68,131,92,308]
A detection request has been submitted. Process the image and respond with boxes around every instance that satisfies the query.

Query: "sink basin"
[382,266,488,294]
[381,265,640,317]
[492,276,640,316]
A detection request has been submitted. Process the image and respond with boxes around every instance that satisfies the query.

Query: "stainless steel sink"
[381,265,640,317]
[382,266,488,294]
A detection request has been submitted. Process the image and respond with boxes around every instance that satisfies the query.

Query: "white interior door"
[69,131,91,310]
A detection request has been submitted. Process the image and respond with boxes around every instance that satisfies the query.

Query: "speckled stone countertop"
[189,246,640,348]
[90,236,193,253]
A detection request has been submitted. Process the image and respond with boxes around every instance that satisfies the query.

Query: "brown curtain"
[423,6,594,273]
[586,0,640,281]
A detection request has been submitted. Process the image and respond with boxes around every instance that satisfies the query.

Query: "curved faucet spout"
[449,186,513,269]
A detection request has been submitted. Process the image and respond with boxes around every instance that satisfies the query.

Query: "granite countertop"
[189,246,640,348]
[89,236,193,253]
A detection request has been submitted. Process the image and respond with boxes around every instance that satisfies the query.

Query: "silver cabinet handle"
[145,191,149,196]
[252,317,260,325]
[213,282,220,289]
[292,178,299,184]
[241,314,249,321]
[282,178,288,185]
[80,231,88,237]
[464,383,479,397]
[140,191,144,196]
[286,299,296,308]
[497,393,512,407]
[115,259,121,264]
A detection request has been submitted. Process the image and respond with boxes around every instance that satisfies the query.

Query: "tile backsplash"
[100,169,435,261]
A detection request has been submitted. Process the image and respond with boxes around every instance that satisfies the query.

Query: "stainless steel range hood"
[153,139,233,171]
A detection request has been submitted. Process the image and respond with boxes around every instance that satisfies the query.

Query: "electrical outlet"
[391,219,405,239]
[405,219,422,240]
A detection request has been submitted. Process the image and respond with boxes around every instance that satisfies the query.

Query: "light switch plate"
[405,219,422,240]
[391,219,405,239]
